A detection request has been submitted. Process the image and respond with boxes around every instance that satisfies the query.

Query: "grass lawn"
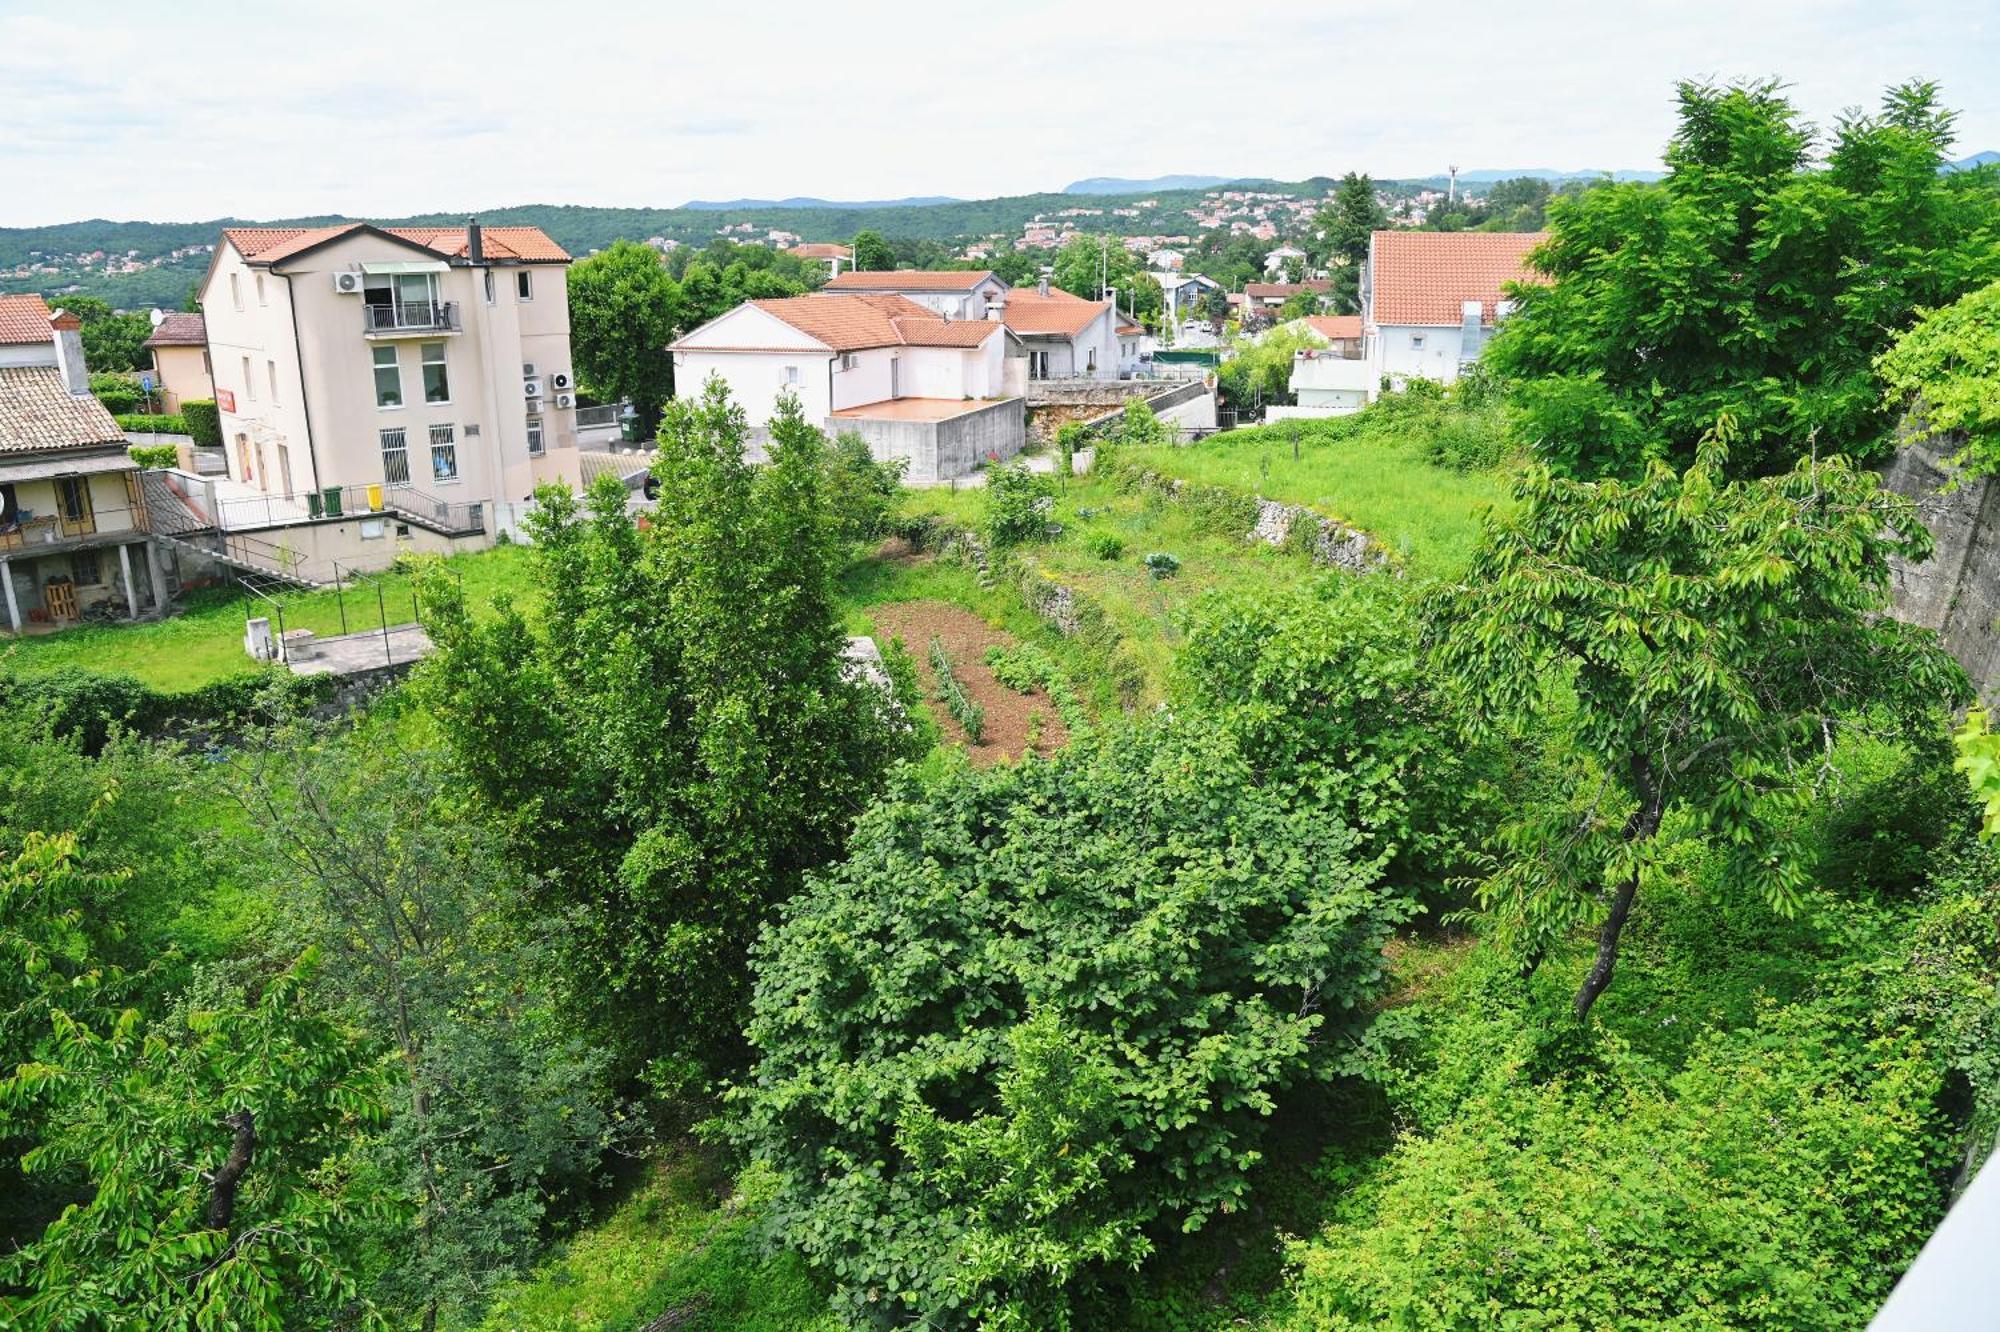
[1122,418,1515,579]
[0,545,537,693]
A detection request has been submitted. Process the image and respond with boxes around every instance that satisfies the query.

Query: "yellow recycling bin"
[366,483,383,512]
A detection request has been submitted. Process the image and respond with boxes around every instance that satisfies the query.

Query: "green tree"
[1429,417,1967,1020]
[233,726,629,1329]
[735,716,1410,1328]
[415,385,914,1087]
[1491,79,2000,478]
[54,294,152,374]
[1877,277,2000,476]
[1481,174,1552,229]
[849,229,895,272]
[1049,235,1163,324]
[1,953,393,1330]
[1313,173,1387,315]
[565,239,683,425]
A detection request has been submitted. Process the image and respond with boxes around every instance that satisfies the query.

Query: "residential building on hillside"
[822,271,1120,382]
[1362,230,1545,385]
[1151,271,1222,330]
[1263,243,1307,274]
[1116,315,1148,376]
[1243,280,1332,314]
[0,295,169,631]
[822,269,1010,319]
[786,242,853,278]
[141,310,213,412]
[1284,315,1370,416]
[198,220,585,566]
[670,292,1027,482]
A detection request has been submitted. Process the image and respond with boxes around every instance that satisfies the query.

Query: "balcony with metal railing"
[362,300,461,336]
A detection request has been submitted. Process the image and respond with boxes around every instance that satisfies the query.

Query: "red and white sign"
[215,388,236,412]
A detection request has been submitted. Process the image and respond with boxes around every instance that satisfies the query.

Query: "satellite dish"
[0,483,15,524]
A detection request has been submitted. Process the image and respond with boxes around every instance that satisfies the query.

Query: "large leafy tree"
[849,229,895,272]
[416,385,913,1086]
[564,239,683,424]
[1313,172,1387,315]
[1491,79,2000,478]
[1429,417,1967,1021]
[1877,276,2000,476]
[1049,234,1163,324]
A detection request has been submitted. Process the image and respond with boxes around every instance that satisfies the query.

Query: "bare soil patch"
[868,600,1068,765]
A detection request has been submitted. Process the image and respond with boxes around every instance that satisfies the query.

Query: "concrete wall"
[837,398,1025,484]
[1882,436,2000,704]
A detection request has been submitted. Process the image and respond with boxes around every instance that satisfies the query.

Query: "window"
[372,345,403,407]
[255,273,266,306]
[1409,334,1426,350]
[236,432,253,481]
[1086,347,1097,373]
[56,477,92,524]
[71,551,100,586]
[1029,350,1050,380]
[380,427,411,486]
[516,270,533,301]
[241,355,254,401]
[420,343,449,403]
[484,270,496,305]
[526,421,545,456]
[230,273,242,311]
[428,423,459,483]
[266,359,279,405]
[783,365,800,386]
[360,517,386,541]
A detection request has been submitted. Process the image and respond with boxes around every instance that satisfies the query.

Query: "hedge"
[181,399,222,448]
[115,413,187,435]
[128,444,179,469]
[94,386,143,414]
[0,666,339,754]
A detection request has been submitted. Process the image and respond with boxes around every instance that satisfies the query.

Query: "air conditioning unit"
[549,370,573,391]
[332,271,364,295]
[523,379,543,399]
[552,393,574,409]
[522,362,537,379]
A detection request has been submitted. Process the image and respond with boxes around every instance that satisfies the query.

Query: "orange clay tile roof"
[1302,315,1362,340]
[681,293,1008,353]
[0,366,127,455]
[223,223,570,265]
[788,243,853,259]
[1001,288,1112,338]
[142,312,207,347]
[1368,230,1547,326]
[1244,280,1332,299]
[823,270,1000,292]
[0,294,54,345]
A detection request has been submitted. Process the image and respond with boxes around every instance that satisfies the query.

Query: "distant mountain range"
[1446,168,1666,184]
[679,195,962,211]
[1064,175,1251,195]
[1948,150,2000,171]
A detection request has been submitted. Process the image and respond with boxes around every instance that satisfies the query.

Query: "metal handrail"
[363,300,460,334]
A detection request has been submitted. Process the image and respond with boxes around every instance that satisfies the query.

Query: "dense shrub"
[1142,551,1179,579]
[127,444,179,469]
[736,719,1412,1328]
[0,667,331,753]
[180,398,222,448]
[114,413,186,435]
[983,462,1055,547]
[1085,531,1125,561]
[824,430,906,543]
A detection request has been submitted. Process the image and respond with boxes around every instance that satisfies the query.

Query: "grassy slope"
[0,545,536,692]
[1123,416,1514,579]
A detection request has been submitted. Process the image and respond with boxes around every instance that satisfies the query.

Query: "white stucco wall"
[1373,323,1471,385]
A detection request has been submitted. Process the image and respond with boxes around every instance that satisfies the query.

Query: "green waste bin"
[322,487,343,518]
[306,492,323,519]
[619,412,641,443]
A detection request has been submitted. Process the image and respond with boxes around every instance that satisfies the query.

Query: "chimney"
[48,309,88,395]
[467,216,484,264]
[1037,276,1049,297]
[985,298,1003,321]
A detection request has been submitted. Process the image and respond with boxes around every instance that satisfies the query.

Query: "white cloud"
[1,0,1994,224]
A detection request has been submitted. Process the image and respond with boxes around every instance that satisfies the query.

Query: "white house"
[786,243,853,278]
[1151,271,1222,330]
[1263,243,1306,275]
[822,269,1010,320]
[1362,230,1545,386]
[670,292,1027,482]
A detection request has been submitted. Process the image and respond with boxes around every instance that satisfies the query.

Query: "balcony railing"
[363,300,461,335]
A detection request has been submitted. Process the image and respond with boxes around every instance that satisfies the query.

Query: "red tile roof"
[824,270,1000,293]
[1301,315,1362,341]
[788,243,852,260]
[223,223,570,266]
[1368,230,1547,326]
[1002,288,1112,338]
[681,293,1007,354]
[0,294,54,346]
[142,311,207,347]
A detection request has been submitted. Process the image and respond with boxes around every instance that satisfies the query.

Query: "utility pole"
[1447,164,1459,205]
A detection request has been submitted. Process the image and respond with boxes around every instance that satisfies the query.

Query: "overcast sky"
[2,0,1995,227]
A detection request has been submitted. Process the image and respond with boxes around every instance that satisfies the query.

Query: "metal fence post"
[377,582,391,665]
[334,561,347,636]
[274,602,287,663]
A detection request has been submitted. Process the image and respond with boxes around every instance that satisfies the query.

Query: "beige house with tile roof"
[822,271,1123,381]
[1362,230,1546,386]
[197,220,585,564]
[0,295,170,632]
[141,310,213,412]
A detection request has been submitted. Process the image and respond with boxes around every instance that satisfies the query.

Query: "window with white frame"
[420,343,449,403]
[516,270,533,301]
[380,427,411,486]
[266,359,279,404]
[255,273,266,306]
[783,365,800,386]
[241,355,254,401]
[429,423,458,483]
[230,273,242,311]
[484,270,496,305]
[526,420,545,456]
[372,346,402,407]
[1409,333,1426,350]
